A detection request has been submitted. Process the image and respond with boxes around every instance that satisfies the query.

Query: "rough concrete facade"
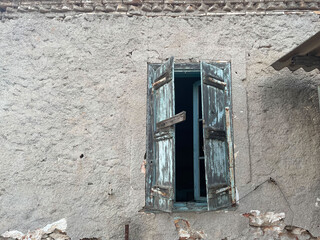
[0,5,320,240]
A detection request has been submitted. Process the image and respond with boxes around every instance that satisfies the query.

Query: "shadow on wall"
[256,71,320,179]
[260,72,320,153]
[246,68,320,168]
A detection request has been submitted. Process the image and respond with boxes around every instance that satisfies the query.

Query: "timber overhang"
[1,0,320,16]
[272,31,320,72]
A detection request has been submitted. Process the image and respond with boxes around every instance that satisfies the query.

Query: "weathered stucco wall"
[0,11,320,239]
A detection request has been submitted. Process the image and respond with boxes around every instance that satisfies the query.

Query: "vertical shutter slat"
[145,64,155,208]
[201,61,235,211]
[225,107,236,205]
[148,57,175,212]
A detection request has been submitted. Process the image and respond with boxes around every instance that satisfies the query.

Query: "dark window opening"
[175,71,206,202]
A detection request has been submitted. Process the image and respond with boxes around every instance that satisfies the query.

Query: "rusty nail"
[125,224,129,240]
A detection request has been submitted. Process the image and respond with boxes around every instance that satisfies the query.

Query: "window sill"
[173,202,207,212]
[139,203,237,213]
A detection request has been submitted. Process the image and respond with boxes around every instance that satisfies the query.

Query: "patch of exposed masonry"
[2,213,319,240]
[174,212,320,239]
[174,218,206,240]
[0,219,100,240]
[236,210,320,240]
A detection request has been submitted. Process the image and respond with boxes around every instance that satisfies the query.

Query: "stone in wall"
[174,218,206,240]
[1,219,70,240]
[236,210,320,240]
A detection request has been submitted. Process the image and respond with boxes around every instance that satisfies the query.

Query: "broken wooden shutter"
[200,61,236,211]
[145,63,155,209]
[149,57,175,212]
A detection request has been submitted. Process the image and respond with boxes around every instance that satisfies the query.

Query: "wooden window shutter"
[146,57,175,212]
[200,61,236,211]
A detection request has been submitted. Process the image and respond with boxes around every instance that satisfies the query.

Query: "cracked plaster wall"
[0,12,320,239]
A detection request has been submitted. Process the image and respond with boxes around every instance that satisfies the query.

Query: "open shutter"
[150,57,175,212]
[201,61,236,211]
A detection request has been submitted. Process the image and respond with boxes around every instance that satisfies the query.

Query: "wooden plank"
[205,127,226,141]
[145,64,155,209]
[153,75,170,90]
[226,107,236,205]
[201,61,231,211]
[271,32,320,71]
[223,64,236,207]
[156,111,186,129]
[216,186,231,194]
[203,76,227,90]
[175,63,200,70]
[202,83,226,131]
[153,63,200,71]
[152,57,175,213]
[151,185,173,199]
[154,129,173,141]
[207,183,229,198]
[292,55,320,67]
[202,62,224,81]
[125,225,129,240]
[154,136,174,212]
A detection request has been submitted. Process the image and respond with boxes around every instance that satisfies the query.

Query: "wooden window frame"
[144,60,236,213]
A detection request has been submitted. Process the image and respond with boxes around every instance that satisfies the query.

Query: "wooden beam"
[292,55,320,67]
[204,76,226,90]
[125,225,129,240]
[205,127,226,141]
[271,32,320,71]
[152,76,167,89]
[156,111,186,129]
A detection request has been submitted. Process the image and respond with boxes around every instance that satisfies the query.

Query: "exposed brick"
[102,0,122,4]
[143,0,163,3]
[116,3,127,11]
[203,0,224,4]
[152,3,162,11]
[222,2,232,11]
[197,3,208,11]
[104,4,116,11]
[123,0,142,5]
[208,3,218,11]
[185,4,195,12]
[127,5,142,14]
[141,3,152,11]
[164,0,201,4]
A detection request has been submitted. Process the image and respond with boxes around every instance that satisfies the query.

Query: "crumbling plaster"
[0,12,320,239]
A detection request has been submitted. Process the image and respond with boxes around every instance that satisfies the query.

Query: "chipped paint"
[243,210,285,227]
[141,160,146,174]
[201,61,234,210]
[174,219,206,240]
[235,187,239,204]
[147,57,175,212]
[151,186,172,198]
[226,107,236,205]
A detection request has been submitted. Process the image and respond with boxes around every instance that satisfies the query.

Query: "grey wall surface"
[0,12,320,239]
